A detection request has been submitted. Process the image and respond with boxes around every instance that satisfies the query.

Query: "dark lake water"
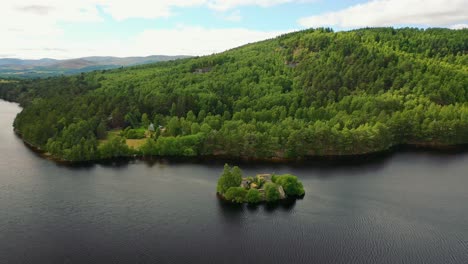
[1,100,467,264]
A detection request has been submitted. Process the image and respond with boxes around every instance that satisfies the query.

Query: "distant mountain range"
[0,55,191,78]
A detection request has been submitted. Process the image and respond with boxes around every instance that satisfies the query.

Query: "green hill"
[1,27,467,162]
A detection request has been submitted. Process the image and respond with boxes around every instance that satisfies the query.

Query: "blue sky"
[2,0,467,59]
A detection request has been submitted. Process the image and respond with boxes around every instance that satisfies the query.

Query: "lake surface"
[1,100,467,264]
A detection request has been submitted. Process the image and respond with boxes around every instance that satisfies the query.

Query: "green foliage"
[45,119,99,161]
[273,174,305,196]
[246,188,262,203]
[1,28,467,161]
[139,138,158,156]
[99,136,132,159]
[141,133,203,156]
[254,176,266,188]
[141,113,150,128]
[125,110,141,128]
[231,166,243,182]
[217,164,243,194]
[121,127,146,139]
[271,174,277,182]
[264,182,280,202]
[96,120,107,140]
[224,187,247,203]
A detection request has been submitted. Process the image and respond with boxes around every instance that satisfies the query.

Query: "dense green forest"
[1,27,467,162]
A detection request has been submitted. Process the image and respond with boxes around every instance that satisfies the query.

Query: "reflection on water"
[216,196,298,215]
[265,198,297,212]
[40,144,468,176]
[217,198,246,223]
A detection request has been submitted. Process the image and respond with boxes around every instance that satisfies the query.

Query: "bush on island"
[273,174,305,196]
[246,188,262,203]
[264,182,280,202]
[224,187,247,203]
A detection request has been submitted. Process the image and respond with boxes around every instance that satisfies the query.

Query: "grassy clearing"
[0,79,18,83]
[99,129,148,150]
[126,139,147,149]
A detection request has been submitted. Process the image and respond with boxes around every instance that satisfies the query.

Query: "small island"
[217,164,305,203]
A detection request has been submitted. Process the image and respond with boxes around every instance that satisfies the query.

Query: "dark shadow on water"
[54,161,96,170]
[84,154,391,173]
[216,197,246,226]
[52,157,136,171]
[217,195,298,215]
[246,203,260,212]
[147,145,466,172]
[217,198,245,213]
[264,198,297,213]
[98,158,135,168]
[264,202,281,213]
[279,198,297,211]
[140,157,171,168]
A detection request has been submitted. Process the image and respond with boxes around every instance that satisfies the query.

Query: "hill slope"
[1,27,467,162]
[0,55,190,78]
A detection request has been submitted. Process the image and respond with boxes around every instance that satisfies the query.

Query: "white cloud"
[0,0,301,59]
[0,0,309,34]
[97,0,205,21]
[450,23,468,29]
[97,0,313,20]
[1,1,100,40]
[1,25,289,59]
[133,26,288,56]
[7,0,465,60]
[298,0,468,29]
[219,10,243,22]
[1,0,103,58]
[206,0,313,11]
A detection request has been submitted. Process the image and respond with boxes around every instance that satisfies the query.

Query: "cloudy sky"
[2,0,467,59]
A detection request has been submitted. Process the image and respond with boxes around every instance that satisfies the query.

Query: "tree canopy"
[246,188,262,203]
[273,174,305,196]
[264,183,281,202]
[224,187,248,203]
[217,164,243,194]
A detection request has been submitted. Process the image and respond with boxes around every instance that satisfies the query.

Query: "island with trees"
[217,164,305,203]
[0,27,467,162]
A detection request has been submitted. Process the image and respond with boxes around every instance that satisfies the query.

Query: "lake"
[0,100,467,264]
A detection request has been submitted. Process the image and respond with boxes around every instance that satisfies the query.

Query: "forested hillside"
[1,27,467,162]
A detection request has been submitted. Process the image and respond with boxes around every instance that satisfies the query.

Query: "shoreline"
[15,129,468,166]
[5,99,468,165]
